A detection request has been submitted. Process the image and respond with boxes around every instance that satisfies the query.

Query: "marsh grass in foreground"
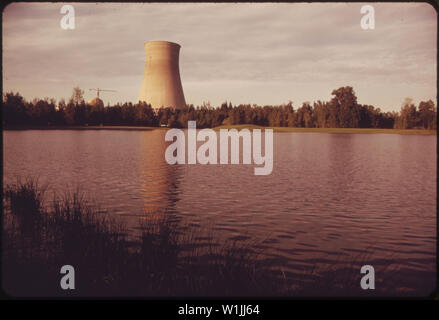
[2,179,286,297]
[2,180,417,297]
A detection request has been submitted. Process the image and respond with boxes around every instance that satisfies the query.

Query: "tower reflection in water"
[138,129,182,224]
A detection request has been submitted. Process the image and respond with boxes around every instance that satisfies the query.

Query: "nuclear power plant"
[138,41,187,110]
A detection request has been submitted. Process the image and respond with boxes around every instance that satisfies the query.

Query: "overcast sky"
[2,2,437,111]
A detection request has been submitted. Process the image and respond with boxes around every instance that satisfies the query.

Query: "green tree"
[418,100,435,129]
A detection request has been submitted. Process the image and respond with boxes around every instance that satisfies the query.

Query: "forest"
[2,86,437,130]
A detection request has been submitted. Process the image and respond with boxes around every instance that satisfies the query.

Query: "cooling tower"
[138,41,186,110]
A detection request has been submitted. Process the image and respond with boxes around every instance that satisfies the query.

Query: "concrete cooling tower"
[138,41,186,110]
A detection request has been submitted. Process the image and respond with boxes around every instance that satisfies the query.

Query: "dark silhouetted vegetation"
[3,179,420,297]
[3,86,436,130]
[2,179,287,297]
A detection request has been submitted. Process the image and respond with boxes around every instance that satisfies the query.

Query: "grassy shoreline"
[214,124,437,135]
[2,179,425,297]
[3,124,436,135]
[2,179,286,297]
[3,125,160,131]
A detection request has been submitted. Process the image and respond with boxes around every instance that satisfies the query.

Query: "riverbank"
[3,178,430,297]
[215,125,437,135]
[3,125,159,131]
[2,179,286,297]
[3,124,436,135]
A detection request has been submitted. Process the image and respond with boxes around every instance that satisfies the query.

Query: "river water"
[3,129,436,296]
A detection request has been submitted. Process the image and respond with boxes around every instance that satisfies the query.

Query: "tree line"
[2,86,437,130]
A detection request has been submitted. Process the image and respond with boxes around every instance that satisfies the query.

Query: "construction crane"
[89,88,116,99]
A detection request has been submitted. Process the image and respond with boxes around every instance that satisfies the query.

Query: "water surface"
[3,130,436,296]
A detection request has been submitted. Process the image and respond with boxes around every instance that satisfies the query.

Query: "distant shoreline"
[3,125,437,135]
[215,125,437,135]
[3,125,160,131]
